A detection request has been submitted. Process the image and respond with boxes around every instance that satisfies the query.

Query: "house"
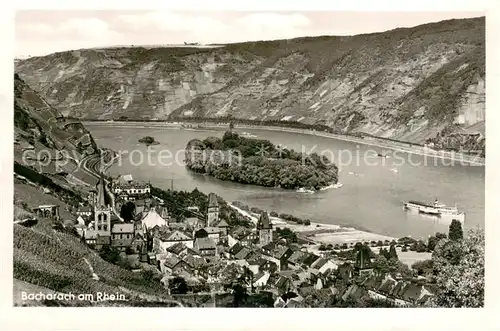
[287,250,308,269]
[111,223,135,251]
[95,235,111,251]
[337,263,355,280]
[253,272,271,288]
[194,237,217,256]
[341,284,367,302]
[284,295,305,308]
[247,257,277,275]
[234,247,252,260]
[203,227,221,241]
[262,245,293,271]
[311,258,338,274]
[227,234,238,248]
[154,230,193,251]
[84,229,98,246]
[163,256,190,274]
[302,253,320,269]
[229,242,244,257]
[167,242,189,256]
[274,296,286,308]
[216,219,229,236]
[183,254,207,273]
[76,215,87,226]
[185,217,203,230]
[76,206,92,217]
[141,209,168,230]
[112,179,151,197]
[130,233,147,254]
[240,232,259,247]
[267,274,294,295]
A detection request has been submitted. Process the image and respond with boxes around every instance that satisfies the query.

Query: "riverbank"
[83,120,485,166]
[228,203,395,246]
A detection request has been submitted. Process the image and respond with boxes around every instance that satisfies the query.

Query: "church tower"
[206,193,219,227]
[257,212,273,246]
[94,173,112,237]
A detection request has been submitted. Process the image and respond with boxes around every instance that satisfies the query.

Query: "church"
[257,211,273,246]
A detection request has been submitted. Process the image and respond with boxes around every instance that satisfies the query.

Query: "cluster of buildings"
[65,172,435,307]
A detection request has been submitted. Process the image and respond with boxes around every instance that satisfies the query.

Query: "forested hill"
[184,131,338,190]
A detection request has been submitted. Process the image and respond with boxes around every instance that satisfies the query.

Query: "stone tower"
[94,173,112,237]
[207,193,219,227]
[257,212,273,246]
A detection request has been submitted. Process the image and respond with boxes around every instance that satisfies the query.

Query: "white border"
[2,1,499,330]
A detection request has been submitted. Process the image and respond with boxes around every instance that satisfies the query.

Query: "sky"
[15,11,483,57]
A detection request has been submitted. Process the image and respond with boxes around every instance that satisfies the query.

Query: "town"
[23,166,465,308]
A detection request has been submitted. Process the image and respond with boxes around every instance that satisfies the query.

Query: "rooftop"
[195,237,216,250]
[208,193,219,208]
[257,212,271,230]
[111,223,134,233]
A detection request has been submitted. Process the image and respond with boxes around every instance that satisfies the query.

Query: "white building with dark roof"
[141,209,168,230]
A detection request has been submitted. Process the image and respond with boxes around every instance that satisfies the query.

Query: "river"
[86,123,485,240]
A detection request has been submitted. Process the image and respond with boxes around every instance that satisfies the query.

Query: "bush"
[448,220,464,241]
[270,211,278,217]
[303,219,311,226]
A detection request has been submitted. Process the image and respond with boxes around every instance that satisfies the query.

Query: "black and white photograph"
[9,4,490,315]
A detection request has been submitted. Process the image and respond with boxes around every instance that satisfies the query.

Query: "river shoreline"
[228,203,396,245]
[84,121,485,166]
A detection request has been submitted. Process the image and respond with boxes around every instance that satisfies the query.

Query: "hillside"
[14,74,99,187]
[16,17,485,149]
[13,221,177,306]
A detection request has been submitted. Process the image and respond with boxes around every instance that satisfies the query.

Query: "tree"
[435,232,447,240]
[120,201,136,222]
[427,236,438,252]
[411,259,434,276]
[231,282,248,307]
[388,244,398,260]
[99,246,121,264]
[169,276,188,294]
[429,228,484,307]
[448,220,464,241]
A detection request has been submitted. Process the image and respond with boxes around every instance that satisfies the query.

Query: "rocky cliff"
[16,17,485,148]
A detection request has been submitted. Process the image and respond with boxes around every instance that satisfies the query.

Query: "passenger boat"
[404,199,465,222]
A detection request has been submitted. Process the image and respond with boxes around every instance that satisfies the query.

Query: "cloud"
[59,18,114,40]
[236,13,310,30]
[115,11,230,34]
[232,13,312,42]
[16,16,125,56]
[112,11,312,43]
[17,22,54,35]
